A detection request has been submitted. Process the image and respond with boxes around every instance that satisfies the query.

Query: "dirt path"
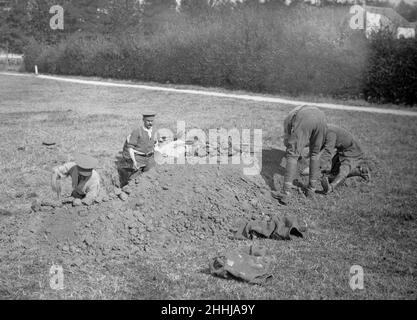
[1,72,417,117]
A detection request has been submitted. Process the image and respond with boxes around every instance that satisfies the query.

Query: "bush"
[364,31,417,105]
[23,38,42,73]
[23,4,369,99]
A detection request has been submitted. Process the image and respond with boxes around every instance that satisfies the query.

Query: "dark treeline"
[1,0,416,105]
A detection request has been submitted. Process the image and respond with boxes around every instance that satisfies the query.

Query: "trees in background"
[0,0,108,51]
[395,0,417,22]
[0,0,32,52]
[2,0,417,106]
[0,0,146,51]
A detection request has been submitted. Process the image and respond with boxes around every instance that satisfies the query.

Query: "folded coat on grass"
[233,215,304,240]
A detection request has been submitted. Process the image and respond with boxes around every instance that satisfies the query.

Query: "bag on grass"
[209,250,272,285]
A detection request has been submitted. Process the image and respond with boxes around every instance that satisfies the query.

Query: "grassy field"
[0,74,416,300]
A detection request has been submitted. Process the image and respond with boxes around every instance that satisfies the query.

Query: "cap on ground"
[74,153,98,175]
[142,111,156,119]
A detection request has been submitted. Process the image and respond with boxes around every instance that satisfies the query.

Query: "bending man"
[272,105,327,204]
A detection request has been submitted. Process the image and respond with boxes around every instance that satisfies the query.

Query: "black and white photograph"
[0,0,416,303]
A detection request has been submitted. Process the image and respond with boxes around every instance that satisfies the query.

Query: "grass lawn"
[0,74,416,299]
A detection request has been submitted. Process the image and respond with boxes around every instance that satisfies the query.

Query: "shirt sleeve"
[53,162,76,178]
[320,132,337,170]
[126,129,141,148]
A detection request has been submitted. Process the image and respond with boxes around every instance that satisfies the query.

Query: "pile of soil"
[1,161,296,266]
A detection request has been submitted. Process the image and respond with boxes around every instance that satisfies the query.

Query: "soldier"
[272,105,327,204]
[118,111,157,186]
[320,124,370,194]
[51,153,101,206]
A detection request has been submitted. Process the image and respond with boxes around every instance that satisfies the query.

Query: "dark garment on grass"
[320,124,364,173]
[233,215,304,241]
[209,251,273,285]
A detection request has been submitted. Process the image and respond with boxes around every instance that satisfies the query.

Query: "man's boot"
[271,156,298,204]
[305,156,321,198]
[321,173,346,194]
[347,165,371,182]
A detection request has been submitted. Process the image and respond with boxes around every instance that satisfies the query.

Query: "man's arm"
[53,162,75,178]
[51,162,75,199]
[51,172,62,199]
[126,131,142,168]
[128,147,139,169]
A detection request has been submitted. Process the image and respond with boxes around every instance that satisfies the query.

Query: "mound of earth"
[1,161,307,267]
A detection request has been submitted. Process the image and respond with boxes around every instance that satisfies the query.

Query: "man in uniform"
[118,111,157,186]
[51,153,101,206]
[320,124,370,194]
[272,105,327,204]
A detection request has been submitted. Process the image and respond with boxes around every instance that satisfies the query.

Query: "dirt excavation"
[0,155,312,281]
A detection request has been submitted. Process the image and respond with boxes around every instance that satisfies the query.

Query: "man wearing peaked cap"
[142,111,156,119]
[51,153,101,206]
[75,154,98,175]
[118,111,158,186]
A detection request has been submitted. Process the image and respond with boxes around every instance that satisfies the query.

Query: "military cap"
[74,153,98,176]
[142,111,156,119]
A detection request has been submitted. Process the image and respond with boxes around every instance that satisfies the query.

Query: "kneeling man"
[320,124,370,194]
[51,153,100,205]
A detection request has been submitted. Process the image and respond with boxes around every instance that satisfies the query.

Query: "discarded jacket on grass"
[209,250,273,285]
[233,214,304,240]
